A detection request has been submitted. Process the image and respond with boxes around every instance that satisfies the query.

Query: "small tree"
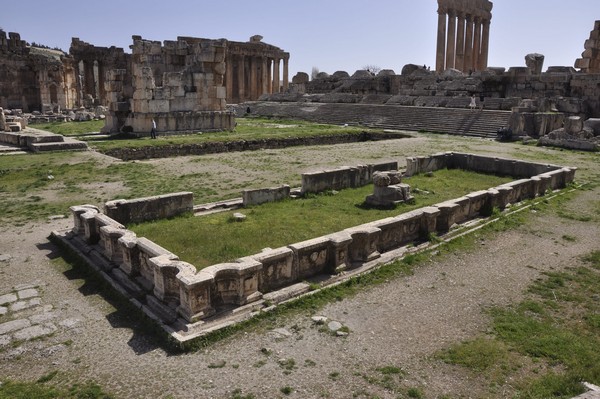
[362,65,382,75]
[311,66,320,80]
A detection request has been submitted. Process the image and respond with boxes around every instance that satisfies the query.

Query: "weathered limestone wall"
[243,185,290,207]
[69,37,130,107]
[575,21,600,74]
[103,35,234,134]
[104,192,194,225]
[59,153,576,342]
[301,161,399,194]
[286,67,600,117]
[0,30,73,112]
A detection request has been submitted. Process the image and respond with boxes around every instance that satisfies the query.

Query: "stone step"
[245,102,511,138]
[29,140,88,152]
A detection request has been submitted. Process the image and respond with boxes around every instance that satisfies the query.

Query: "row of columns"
[225,55,289,103]
[436,8,491,73]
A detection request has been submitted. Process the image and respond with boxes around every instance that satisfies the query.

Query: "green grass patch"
[0,152,223,223]
[440,247,600,398]
[130,169,512,269]
[77,117,382,151]
[34,120,105,136]
[0,380,113,399]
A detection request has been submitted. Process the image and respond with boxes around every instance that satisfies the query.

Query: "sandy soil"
[0,134,599,399]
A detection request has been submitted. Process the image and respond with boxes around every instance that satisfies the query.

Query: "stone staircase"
[243,102,511,138]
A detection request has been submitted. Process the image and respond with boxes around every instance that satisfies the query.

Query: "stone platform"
[0,127,88,152]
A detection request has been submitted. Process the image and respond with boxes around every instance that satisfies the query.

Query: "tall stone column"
[445,9,457,70]
[455,12,466,72]
[273,58,281,93]
[237,55,245,102]
[283,57,289,91]
[473,17,482,71]
[250,56,258,100]
[479,19,491,70]
[436,6,447,72]
[261,57,269,95]
[225,54,234,102]
[267,58,273,94]
[464,14,473,72]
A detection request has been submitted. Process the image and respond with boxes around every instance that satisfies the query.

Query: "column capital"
[437,6,447,15]
[456,11,466,19]
[473,16,482,24]
[447,8,456,18]
[465,13,473,22]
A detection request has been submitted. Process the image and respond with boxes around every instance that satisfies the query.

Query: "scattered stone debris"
[232,212,247,222]
[365,171,414,207]
[539,116,600,151]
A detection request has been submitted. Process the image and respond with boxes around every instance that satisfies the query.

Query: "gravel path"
[0,134,598,398]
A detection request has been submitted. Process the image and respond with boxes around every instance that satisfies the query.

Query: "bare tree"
[362,65,382,76]
[311,66,320,80]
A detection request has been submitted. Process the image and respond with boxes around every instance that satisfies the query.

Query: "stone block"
[289,236,331,280]
[328,232,352,273]
[565,116,584,135]
[0,319,31,335]
[434,201,460,232]
[151,256,195,305]
[69,204,99,235]
[208,258,262,306]
[136,237,178,290]
[147,99,170,113]
[118,233,140,276]
[397,209,424,243]
[0,293,18,305]
[253,247,295,292]
[242,185,290,207]
[177,271,215,322]
[345,225,381,266]
[465,190,490,218]
[99,225,128,263]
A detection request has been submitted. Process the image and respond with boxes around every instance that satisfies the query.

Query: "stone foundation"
[52,152,577,344]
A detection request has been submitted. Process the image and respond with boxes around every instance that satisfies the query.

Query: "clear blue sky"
[1,0,598,77]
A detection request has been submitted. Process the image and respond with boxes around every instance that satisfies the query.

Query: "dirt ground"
[0,133,599,399]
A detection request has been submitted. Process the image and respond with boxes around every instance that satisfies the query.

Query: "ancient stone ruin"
[436,0,493,73]
[0,31,288,135]
[575,20,600,73]
[102,36,234,135]
[365,171,414,207]
[52,153,576,344]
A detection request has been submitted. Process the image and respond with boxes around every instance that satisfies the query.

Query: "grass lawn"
[130,169,513,269]
[33,119,105,136]
[33,118,386,151]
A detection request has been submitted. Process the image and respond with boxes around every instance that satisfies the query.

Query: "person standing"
[469,95,477,111]
[150,119,157,139]
[479,93,485,110]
